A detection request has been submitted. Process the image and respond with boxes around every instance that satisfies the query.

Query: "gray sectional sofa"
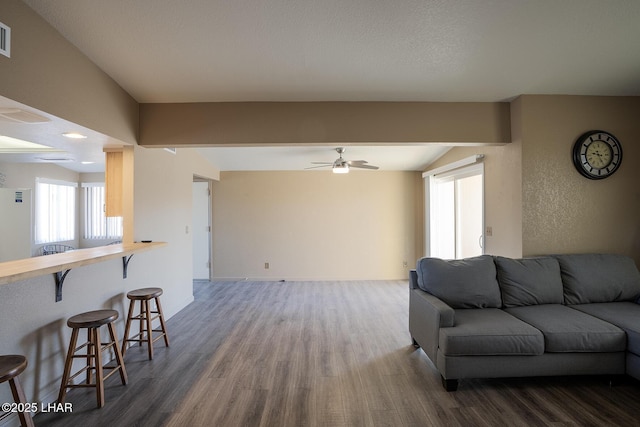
[409,253,640,391]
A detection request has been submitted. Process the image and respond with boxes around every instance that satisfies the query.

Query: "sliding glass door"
[426,162,484,259]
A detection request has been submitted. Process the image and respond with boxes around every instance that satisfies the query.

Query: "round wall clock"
[572,130,623,180]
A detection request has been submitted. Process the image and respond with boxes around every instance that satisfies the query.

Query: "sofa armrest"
[409,287,455,363]
[409,269,419,289]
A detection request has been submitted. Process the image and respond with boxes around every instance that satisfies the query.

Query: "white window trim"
[422,154,484,178]
[36,177,79,188]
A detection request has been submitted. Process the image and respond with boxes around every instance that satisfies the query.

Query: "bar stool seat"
[122,287,170,360]
[0,355,35,427]
[58,309,128,408]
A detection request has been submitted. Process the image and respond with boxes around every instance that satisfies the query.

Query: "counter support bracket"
[55,269,71,302]
[122,254,134,279]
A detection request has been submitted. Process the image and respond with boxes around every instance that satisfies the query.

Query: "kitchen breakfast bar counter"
[0,242,167,301]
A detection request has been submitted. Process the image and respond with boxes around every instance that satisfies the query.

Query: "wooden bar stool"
[0,355,35,427]
[57,309,128,408]
[122,287,170,360]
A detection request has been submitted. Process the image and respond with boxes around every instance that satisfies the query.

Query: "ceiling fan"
[306,147,380,173]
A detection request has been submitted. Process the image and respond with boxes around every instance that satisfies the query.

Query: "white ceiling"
[195,145,451,172]
[0,96,123,173]
[5,0,640,172]
[21,0,640,103]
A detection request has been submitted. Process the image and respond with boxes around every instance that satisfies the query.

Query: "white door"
[192,181,211,280]
[428,163,484,259]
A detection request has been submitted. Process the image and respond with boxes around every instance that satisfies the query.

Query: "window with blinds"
[82,183,123,239]
[35,178,77,244]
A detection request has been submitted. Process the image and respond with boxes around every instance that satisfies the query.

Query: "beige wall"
[519,95,640,263]
[132,146,219,313]
[0,0,138,145]
[212,171,421,280]
[0,162,79,189]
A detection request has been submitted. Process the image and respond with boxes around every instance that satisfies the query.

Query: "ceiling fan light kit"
[307,147,380,174]
[332,164,349,174]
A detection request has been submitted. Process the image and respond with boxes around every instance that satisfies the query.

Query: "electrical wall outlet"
[264,262,270,269]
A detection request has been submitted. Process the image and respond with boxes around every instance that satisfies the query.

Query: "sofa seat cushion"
[504,304,626,353]
[555,254,640,304]
[416,255,502,309]
[495,256,564,307]
[439,309,544,356]
[571,302,640,355]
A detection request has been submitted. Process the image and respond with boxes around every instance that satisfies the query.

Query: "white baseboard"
[164,294,194,320]
[211,276,409,282]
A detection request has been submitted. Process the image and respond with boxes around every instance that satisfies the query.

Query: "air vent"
[0,21,10,58]
[0,108,50,124]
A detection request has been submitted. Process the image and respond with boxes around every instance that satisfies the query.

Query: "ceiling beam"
[139,102,511,147]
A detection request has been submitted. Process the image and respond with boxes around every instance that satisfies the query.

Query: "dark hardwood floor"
[35,280,640,426]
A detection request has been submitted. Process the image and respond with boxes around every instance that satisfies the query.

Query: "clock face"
[572,130,623,180]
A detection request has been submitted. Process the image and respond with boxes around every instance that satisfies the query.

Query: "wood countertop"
[0,242,167,286]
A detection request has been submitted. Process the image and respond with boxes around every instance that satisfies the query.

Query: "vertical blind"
[35,178,77,244]
[82,183,122,239]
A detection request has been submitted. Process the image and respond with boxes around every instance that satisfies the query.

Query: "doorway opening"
[192,178,212,280]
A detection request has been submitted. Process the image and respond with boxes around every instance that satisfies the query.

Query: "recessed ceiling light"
[0,135,62,153]
[81,161,95,165]
[62,132,87,139]
[36,157,73,162]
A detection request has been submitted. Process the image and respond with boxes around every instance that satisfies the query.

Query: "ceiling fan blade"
[351,164,379,170]
[305,165,332,170]
[308,148,379,171]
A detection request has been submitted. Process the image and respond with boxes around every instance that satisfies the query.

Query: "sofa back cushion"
[416,255,502,308]
[495,256,564,307]
[555,254,640,304]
